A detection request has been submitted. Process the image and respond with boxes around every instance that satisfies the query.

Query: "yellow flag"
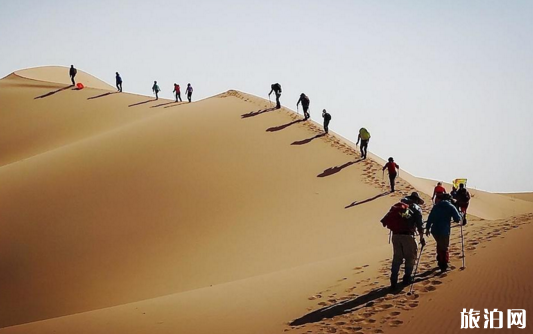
[453,178,468,189]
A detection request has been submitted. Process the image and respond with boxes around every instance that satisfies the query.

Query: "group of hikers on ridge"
[68,65,194,103]
[381,181,471,290]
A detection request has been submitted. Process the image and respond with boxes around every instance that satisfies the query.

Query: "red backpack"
[380,202,413,233]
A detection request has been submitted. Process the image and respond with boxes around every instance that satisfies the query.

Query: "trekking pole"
[297,105,299,114]
[269,95,272,107]
[407,244,425,295]
[388,230,391,244]
[460,219,466,270]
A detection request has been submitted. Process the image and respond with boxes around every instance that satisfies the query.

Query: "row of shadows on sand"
[242,106,392,209]
[34,84,187,109]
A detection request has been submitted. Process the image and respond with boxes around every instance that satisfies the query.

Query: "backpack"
[380,202,415,233]
[456,189,470,203]
[272,83,281,93]
[359,128,370,140]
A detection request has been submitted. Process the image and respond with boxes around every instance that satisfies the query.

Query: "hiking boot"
[402,276,412,285]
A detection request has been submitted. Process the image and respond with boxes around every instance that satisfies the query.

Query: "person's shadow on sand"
[345,192,389,209]
[318,159,363,177]
[151,101,176,108]
[87,92,118,100]
[128,99,156,107]
[267,119,304,132]
[291,133,326,145]
[34,85,74,99]
[290,268,440,326]
[241,107,277,118]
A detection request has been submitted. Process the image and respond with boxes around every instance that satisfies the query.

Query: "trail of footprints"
[287,213,533,334]
[224,92,533,333]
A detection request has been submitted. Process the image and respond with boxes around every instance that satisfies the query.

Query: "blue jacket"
[426,200,462,236]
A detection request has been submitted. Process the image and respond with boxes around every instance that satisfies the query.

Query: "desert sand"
[0,67,531,334]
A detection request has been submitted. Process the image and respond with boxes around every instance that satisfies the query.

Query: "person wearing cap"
[382,157,400,192]
[116,72,123,92]
[455,183,471,223]
[432,182,446,204]
[426,193,463,272]
[296,93,310,120]
[389,192,426,288]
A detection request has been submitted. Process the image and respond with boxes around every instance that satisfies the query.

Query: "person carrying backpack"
[355,128,371,159]
[69,65,77,85]
[322,109,331,134]
[173,83,182,102]
[426,193,463,272]
[432,182,446,204]
[455,183,471,223]
[152,81,160,100]
[296,93,310,120]
[116,72,123,92]
[268,83,282,109]
[383,157,399,192]
[381,192,425,289]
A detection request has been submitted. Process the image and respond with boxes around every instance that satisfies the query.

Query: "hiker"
[381,192,426,288]
[322,109,331,134]
[186,83,193,102]
[116,72,122,92]
[69,65,77,85]
[152,81,160,100]
[173,83,182,102]
[432,182,447,204]
[426,193,463,272]
[268,83,282,109]
[455,183,471,223]
[296,93,310,120]
[382,157,400,192]
[450,186,458,199]
[355,128,371,159]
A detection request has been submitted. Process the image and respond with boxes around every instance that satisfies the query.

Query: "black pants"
[389,172,397,192]
[275,93,281,109]
[70,75,75,85]
[303,105,310,119]
[155,91,159,100]
[360,139,368,158]
[324,120,330,133]
[175,92,182,102]
[188,92,192,102]
[117,82,122,92]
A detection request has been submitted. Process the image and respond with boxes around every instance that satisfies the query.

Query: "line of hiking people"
[381,181,471,290]
[68,65,194,103]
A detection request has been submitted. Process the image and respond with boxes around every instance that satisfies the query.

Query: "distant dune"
[0,67,531,334]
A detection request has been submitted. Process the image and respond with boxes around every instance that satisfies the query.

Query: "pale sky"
[1,0,532,192]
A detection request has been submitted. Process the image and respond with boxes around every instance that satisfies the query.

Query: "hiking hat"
[406,192,424,205]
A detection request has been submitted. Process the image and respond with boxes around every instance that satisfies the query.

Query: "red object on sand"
[76,83,84,89]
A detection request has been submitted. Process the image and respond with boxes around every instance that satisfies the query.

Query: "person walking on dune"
[173,83,182,102]
[432,182,446,204]
[296,93,310,120]
[381,192,426,288]
[269,83,282,109]
[322,109,331,134]
[69,65,77,85]
[116,72,123,92]
[383,157,400,192]
[152,81,160,100]
[355,127,371,159]
[455,183,471,224]
[186,83,193,102]
[426,193,463,272]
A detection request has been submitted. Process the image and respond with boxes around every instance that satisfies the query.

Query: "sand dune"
[0,67,532,334]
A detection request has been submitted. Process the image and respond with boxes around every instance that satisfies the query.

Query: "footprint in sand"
[423,285,437,292]
[390,320,404,327]
[431,280,443,285]
[390,311,401,316]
